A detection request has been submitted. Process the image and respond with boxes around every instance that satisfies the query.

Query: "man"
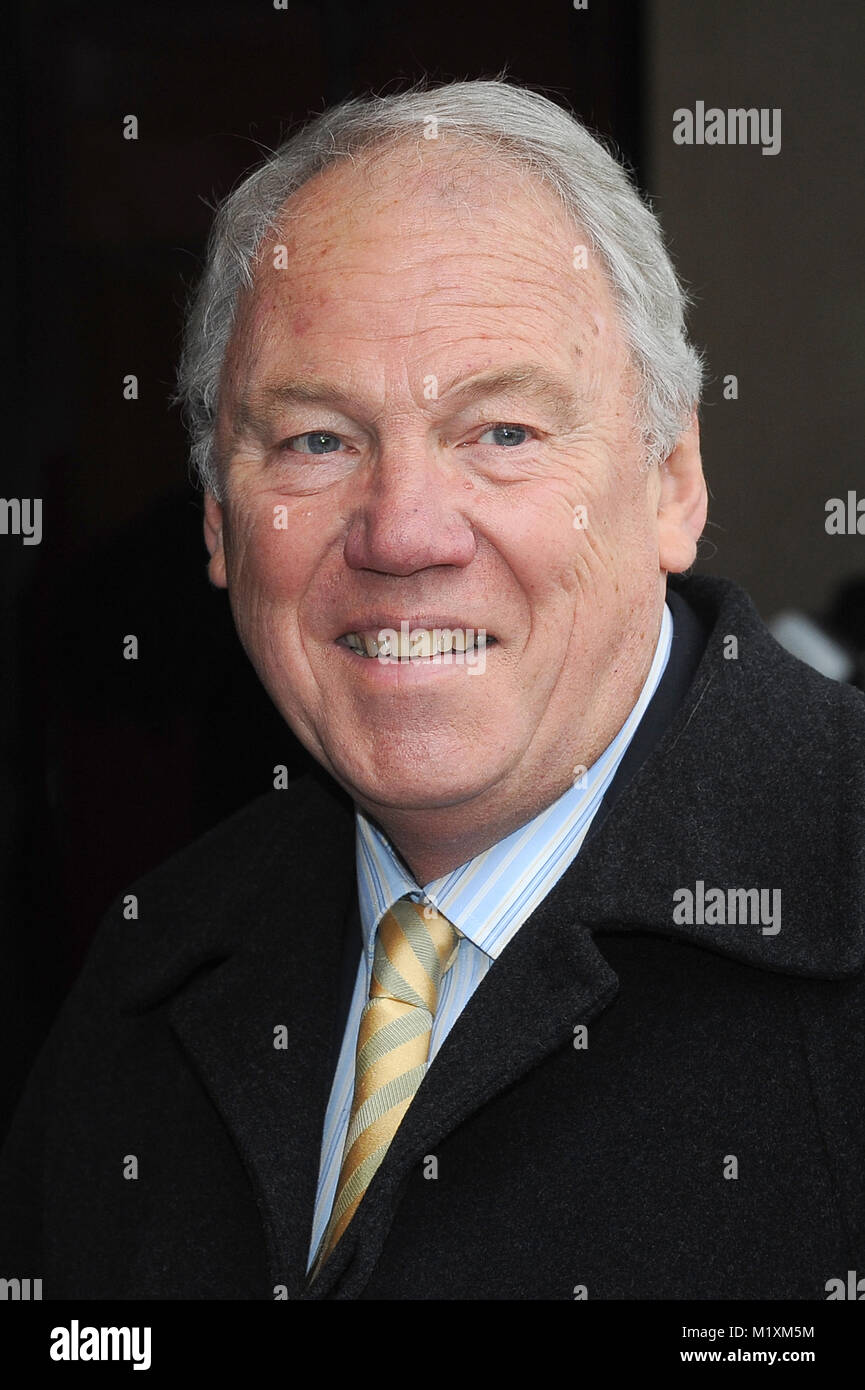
[1,80,863,1301]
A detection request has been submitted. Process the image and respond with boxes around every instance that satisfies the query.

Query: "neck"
[363,769,583,884]
[368,681,657,884]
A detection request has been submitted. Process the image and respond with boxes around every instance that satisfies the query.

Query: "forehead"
[276,137,573,247]
[222,138,627,392]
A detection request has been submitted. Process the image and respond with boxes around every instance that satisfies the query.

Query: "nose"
[343,441,477,577]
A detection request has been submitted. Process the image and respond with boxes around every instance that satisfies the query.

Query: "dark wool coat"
[1,573,863,1300]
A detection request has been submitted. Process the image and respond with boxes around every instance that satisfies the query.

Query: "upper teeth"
[342,629,490,658]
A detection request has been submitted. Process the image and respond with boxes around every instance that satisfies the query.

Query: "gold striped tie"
[310,896,460,1279]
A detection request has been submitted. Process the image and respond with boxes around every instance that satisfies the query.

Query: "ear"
[656,413,708,574]
[203,491,228,589]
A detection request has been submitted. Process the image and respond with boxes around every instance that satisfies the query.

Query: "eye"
[477,424,532,447]
[283,431,343,455]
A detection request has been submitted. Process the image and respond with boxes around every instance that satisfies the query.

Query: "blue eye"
[286,431,343,455]
[478,424,530,447]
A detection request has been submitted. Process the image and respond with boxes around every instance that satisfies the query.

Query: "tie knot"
[371,897,461,1011]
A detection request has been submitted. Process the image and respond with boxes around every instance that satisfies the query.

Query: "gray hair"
[176,79,704,498]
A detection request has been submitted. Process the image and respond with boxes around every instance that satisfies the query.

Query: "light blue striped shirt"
[307,602,674,1266]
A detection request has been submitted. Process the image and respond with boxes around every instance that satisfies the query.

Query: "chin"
[331,749,501,815]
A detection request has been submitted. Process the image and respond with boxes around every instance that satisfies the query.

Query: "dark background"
[2,0,863,1138]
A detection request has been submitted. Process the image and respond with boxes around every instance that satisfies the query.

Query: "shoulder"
[118,769,354,920]
[74,769,357,1005]
[589,573,865,977]
[670,571,865,741]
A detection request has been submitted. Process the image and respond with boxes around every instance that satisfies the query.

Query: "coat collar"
[575,571,865,979]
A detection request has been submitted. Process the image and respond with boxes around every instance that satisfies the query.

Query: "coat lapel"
[168,904,348,1297]
[122,773,359,1297]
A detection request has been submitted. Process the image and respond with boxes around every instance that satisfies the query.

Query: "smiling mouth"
[337,627,496,659]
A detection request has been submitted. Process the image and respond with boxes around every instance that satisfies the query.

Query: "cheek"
[500,483,654,640]
[495,484,599,613]
[221,506,328,671]
[569,455,656,571]
[225,501,319,608]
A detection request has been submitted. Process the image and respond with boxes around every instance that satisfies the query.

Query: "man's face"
[206,141,703,845]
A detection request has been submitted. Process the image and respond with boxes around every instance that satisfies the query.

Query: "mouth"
[336,625,497,660]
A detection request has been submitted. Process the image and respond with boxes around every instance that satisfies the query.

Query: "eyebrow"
[439,365,588,427]
[234,362,587,436]
[233,380,349,437]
